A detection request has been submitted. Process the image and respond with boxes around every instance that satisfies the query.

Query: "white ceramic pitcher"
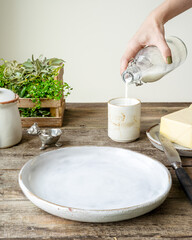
[0,88,22,148]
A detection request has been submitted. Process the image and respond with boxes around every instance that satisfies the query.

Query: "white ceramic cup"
[108,98,141,142]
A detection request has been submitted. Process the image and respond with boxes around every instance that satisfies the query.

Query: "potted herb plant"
[0,55,72,127]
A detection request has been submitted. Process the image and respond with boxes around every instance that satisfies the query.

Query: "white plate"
[146,124,192,157]
[19,146,171,223]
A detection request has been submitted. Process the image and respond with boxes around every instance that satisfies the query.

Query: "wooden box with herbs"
[0,56,72,127]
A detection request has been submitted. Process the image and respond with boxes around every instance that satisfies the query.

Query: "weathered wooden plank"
[1,128,192,170]
[63,102,190,129]
[20,100,65,127]
[18,98,63,108]
[1,199,192,239]
[65,102,190,115]
[66,102,190,108]
[0,168,191,201]
[21,116,63,128]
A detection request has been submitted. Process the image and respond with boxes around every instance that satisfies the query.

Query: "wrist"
[150,0,171,25]
[150,9,167,26]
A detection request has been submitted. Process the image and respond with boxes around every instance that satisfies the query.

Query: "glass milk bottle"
[122,36,187,86]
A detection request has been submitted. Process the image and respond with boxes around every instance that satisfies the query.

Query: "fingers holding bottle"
[120,12,172,74]
[120,41,143,75]
[156,38,172,64]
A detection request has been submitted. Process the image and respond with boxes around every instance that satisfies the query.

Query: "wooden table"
[1,103,192,240]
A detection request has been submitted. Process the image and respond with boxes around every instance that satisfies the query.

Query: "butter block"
[160,105,192,148]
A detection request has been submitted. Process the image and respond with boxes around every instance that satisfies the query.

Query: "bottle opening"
[122,71,133,84]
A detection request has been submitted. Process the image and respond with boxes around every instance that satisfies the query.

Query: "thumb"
[156,39,172,64]
[120,43,142,74]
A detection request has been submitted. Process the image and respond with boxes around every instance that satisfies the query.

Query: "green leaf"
[20,86,27,98]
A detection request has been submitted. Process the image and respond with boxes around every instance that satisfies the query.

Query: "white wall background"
[0,0,192,102]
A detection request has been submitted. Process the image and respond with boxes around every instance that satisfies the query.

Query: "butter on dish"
[160,105,192,149]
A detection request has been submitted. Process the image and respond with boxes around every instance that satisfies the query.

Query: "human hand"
[120,13,172,75]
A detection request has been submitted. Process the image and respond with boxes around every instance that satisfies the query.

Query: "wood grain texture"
[17,98,63,108]
[20,99,65,127]
[1,200,192,239]
[1,102,192,239]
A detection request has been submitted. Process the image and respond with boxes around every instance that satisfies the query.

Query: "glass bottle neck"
[121,61,142,86]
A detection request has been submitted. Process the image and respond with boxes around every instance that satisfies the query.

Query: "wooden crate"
[17,98,65,127]
[17,67,65,128]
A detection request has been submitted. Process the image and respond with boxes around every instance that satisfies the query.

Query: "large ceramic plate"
[19,146,171,223]
[146,124,192,157]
